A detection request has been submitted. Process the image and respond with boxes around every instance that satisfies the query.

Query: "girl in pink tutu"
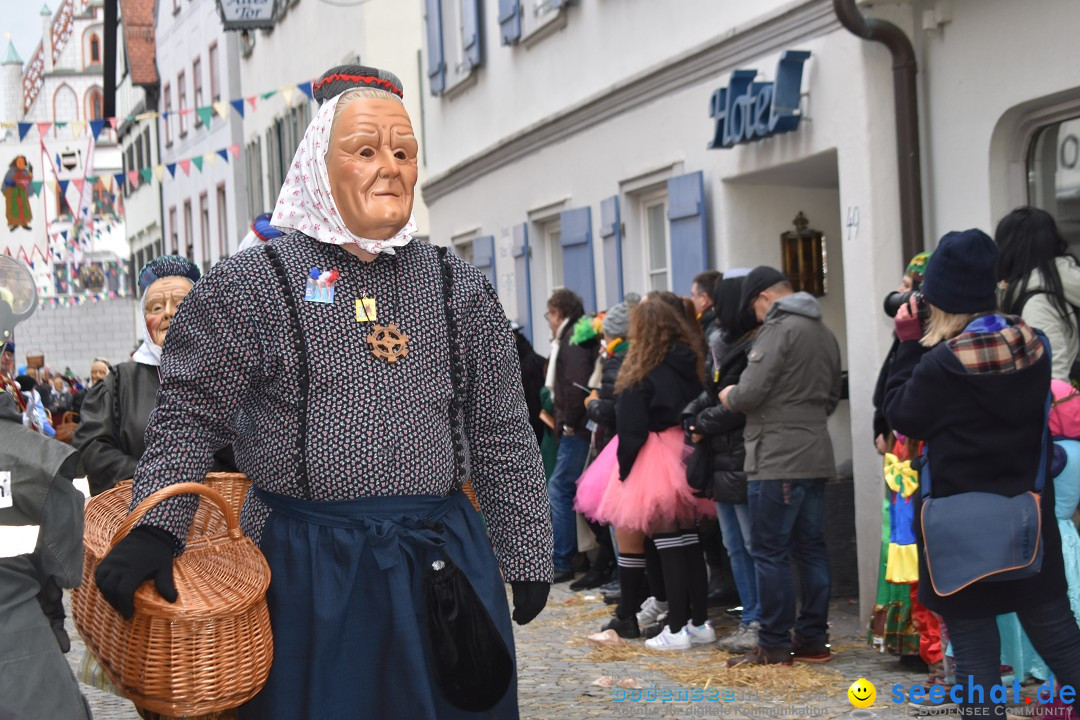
[595,300,716,649]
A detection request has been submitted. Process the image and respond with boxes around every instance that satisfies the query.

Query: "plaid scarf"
[946,314,1045,375]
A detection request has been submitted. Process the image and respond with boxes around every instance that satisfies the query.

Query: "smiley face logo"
[848,678,876,708]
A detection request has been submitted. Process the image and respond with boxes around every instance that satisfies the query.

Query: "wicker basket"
[72,478,273,716]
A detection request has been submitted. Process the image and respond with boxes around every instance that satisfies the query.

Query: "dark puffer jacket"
[683,333,753,503]
[586,340,627,450]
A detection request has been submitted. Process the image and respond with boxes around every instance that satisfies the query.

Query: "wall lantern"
[780,211,827,297]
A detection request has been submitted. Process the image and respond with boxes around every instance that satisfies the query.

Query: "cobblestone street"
[66,585,940,720]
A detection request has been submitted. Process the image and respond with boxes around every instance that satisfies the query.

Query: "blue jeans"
[717,501,759,624]
[946,595,1080,718]
[748,478,830,650]
[548,433,590,572]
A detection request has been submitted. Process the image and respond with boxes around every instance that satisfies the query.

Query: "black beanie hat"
[312,64,405,104]
[739,266,789,311]
[920,229,998,314]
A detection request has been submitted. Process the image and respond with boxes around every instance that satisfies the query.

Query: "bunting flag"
[72,178,86,194]
[153,165,166,181]
[196,106,214,127]
[178,159,191,176]
[213,101,230,119]
[280,86,296,105]
[18,122,32,140]
[230,98,246,118]
[192,156,204,172]
[113,172,125,189]
[29,180,43,196]
[229,144,240,159]
[298,81,314,100]
[36,122,52,137]
[107,117,120,130]
[166,163,177,178]
[203,152,216,167]
[216,148,230,162]
[246,96,257,111]
[55,121,67,130]
[179,107,195,116]
[70,120,86,138]
[134,111,159,121]
[89,119,106,140]
[260,89,277,100]
[139,168,153,184]
[126,170,140,188]
[58,179,70,194]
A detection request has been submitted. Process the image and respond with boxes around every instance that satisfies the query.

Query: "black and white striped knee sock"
[615,552,646,621]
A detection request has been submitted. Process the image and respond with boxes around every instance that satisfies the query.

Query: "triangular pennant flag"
[46,180,58,192]
[18,122,32,140]
[298,81,314,100]
[58,179,70,194]
[113,172,125,189]
[71,120,86,138]
[89,119,106,140]
[160,111,170,122]
[217,148,230,162]
[203,152,217,167]
[178,159,191,176]
[179,107,195,116]
[229,144,240,159]
[213,101,230,119]
[60,230,68,240]
[153,165,166,181]
[196,106,213,127]
[72,178,86,193]
[55,121,68,129]
[246,96,257,111]
[166,162,177,178]
[108,117,120,130]
[192,156,204,172]
[140,168,153,184]
[86,175,99,184]
[127,170,140,188]
[230,98,246,118]
[134,111,159,121]
[280,86,296,105]
[36,122,52,137]
[29,181,43,196]
[260,90,277,100]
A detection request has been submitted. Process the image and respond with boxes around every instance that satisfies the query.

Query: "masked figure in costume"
[74,256,236,496]
[93,66,553,719]
[0,256,91,719]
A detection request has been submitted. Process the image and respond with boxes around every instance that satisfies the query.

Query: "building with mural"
[0,0,132,376]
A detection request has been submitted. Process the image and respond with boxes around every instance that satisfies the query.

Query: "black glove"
[95,525,179,620]
[510,580,549,625]
[36,576,70,653]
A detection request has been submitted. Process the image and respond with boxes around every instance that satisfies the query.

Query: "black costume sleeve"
[462,276,553,583]
[616,382,652,480]
[883,340,944,442]
[72,374,138,496]
[559,343,594,431]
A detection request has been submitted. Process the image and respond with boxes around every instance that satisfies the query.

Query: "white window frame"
[543,220,563,292]
[451,229,477,264]
[521,0,567,44]
[438,0,477,94]
[640,190,670,292]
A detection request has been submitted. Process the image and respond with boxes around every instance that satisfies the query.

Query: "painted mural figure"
[2,156,34,231]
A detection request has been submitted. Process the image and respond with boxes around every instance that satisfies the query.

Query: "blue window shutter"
[512,223,532,342]
[425,0,445,95]
[560,206,597,315]
[472,234,497,291]
[667,171,709,295]
[498,0,521,46]
[599,195,623,308]
[462,0,482,69]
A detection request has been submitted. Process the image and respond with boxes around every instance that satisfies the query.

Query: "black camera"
[883,290,929,321]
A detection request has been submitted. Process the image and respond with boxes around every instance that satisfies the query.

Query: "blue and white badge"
[304,267,339,304]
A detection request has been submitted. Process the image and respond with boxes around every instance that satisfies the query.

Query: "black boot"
[601,613,640,639]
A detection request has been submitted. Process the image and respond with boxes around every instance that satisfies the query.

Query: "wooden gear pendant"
[367,323,410,363]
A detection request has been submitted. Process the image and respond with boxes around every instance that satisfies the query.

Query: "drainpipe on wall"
[833,0,924,260]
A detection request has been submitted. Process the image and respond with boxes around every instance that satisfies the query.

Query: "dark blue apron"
[238,488,519,720]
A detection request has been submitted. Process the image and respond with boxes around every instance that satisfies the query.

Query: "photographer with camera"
[996,207,1080,383]
[884,229,1080,719]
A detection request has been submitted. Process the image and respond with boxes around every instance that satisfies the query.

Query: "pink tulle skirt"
[575,427,715,534]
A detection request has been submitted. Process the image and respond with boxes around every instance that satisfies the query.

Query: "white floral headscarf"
[270,93,417,255]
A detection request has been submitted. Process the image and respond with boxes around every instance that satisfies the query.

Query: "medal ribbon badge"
[304,268,340,303]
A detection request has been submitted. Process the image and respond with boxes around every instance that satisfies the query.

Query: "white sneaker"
[645,625,692,651]
[636,596,669,627]
[686,620,717,645]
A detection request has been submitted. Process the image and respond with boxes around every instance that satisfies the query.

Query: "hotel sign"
[217,0,279,31]
[708,50,811,149]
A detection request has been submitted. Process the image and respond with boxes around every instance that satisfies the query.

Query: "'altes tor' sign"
[708,50,811,149]
[217,0,278,31]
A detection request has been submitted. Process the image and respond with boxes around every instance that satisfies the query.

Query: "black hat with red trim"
[312,64,405,104]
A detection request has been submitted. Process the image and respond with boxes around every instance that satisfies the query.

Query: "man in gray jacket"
[718,266,842,667]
